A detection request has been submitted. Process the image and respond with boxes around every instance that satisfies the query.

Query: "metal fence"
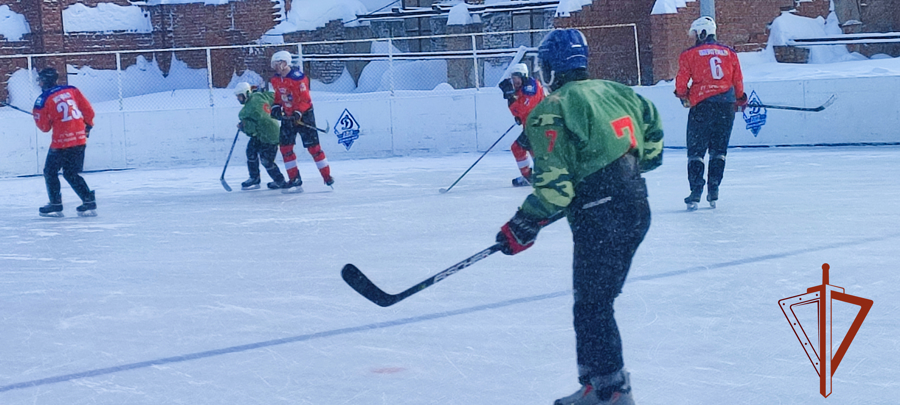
[1,25,640,112]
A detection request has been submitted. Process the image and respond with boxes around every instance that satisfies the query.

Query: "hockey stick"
[439,123,517,194]
[749,94,836,112]
[341,211,565,307]
[0,102,33,115]
[295,119,329,134]
[220,129,241,192]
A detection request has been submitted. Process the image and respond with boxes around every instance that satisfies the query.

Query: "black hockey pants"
[567,153,651,383]
[44,145,92,204]
[246,137,285,183]
[686,100,735,193]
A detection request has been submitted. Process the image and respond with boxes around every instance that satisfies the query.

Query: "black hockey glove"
[499,78,516,101]
[291,110,302,122]
[84,124,92,138]
[270,105,284,120]
[496,210,543,255]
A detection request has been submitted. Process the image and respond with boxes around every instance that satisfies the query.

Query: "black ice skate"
[554,369,635,405]
[512,176,530,187]
[281,177,304,194]
[39,203,64,218]
[76,191,97,217]
[241,177,261,190]
[707,186,718,209]
[267,180,285,190]
[324,176,335,188]
[684,188,702,211]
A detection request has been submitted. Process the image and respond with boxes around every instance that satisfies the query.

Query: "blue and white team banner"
[743,90,767,137]
[334,109,360,150]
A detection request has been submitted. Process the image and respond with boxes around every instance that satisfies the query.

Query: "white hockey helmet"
[510,63,529,78]
[689,16,717,39]
[270,50,293,68]
[233,82,252,98]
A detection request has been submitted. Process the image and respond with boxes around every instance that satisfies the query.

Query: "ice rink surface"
[1,146,898,404]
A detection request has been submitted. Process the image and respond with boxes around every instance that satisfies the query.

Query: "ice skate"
[241,177,261,190]
[707,186,718,209]
[267,180,285,190]
[324,176,335,189]
[39,203,64,218]
[281,177,304,194]
[512,176,530,187]
[76,191,97,217]
[684,189,702,211]
[555,369,635,405]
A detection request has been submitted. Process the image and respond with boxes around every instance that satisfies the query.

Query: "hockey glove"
[499,78,516,101]
[496,210,543,255]
[291,110,303,124]
[84,124,92,138]
[270,105,284,120]
[735,93,749,112]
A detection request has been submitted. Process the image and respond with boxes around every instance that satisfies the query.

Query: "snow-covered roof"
[0,5,31,41]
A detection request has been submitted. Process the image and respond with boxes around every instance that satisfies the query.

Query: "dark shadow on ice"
[3,231,898,393]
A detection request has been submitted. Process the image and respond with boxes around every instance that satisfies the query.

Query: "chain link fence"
[0,25,640,176]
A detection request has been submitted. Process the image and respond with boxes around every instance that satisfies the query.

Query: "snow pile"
[263,0,367,43]
[447,3,474,25]
[555,0,592,17]
[650,0,696,15]
[62,3,152,34]
[354,41,448,92]
[65,55,208,104]
[311,68,358,93]
[764,11,855,64]
[0,5,30,41]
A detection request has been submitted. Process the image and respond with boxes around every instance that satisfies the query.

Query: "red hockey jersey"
[508,77,545,124]
[32,86,95,150]
[270,68,312,115]
[675,41,745,106]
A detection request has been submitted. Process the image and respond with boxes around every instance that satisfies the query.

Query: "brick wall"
[554,0,656,86]
[649,0,837,83]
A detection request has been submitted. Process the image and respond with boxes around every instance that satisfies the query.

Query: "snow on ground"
[1,146,898,404]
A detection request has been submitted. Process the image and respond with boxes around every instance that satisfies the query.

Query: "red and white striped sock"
[307,145,331,181]
[280,144,299,180]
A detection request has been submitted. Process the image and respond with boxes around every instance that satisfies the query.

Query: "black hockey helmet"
[38,67,59,89]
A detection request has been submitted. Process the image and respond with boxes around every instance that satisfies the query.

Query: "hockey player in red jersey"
[675,16,747,210]
[269,51,334,193]
[498,63,545,187]
[32,67,98,217]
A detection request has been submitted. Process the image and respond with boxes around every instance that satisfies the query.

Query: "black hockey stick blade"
[750,94,837,112]
[342,244,502,307]
[220,177,232,192]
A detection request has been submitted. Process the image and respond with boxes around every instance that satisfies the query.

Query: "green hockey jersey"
[238,91,280,145]
[521,79,664,218]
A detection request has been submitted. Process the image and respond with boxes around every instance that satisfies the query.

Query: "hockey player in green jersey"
[495,29,663,405]
[235,82,286,190]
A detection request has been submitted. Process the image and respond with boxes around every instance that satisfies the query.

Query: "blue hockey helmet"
[537,29,589,87]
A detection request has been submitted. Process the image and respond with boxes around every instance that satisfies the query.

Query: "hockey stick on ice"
[0,102,33,115]
[749,94,837,112]
[439,123,517,194]
[341,211,565,307]
[220,129,241,192]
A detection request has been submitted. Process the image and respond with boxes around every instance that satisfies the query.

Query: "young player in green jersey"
[494,29,663,405]
[234,82,286,190]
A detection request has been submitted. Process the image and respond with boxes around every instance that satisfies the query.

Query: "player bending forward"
[499,63,546,187]
[494,29,663,405]
[269,51,334,193]
[234,82,286,190]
